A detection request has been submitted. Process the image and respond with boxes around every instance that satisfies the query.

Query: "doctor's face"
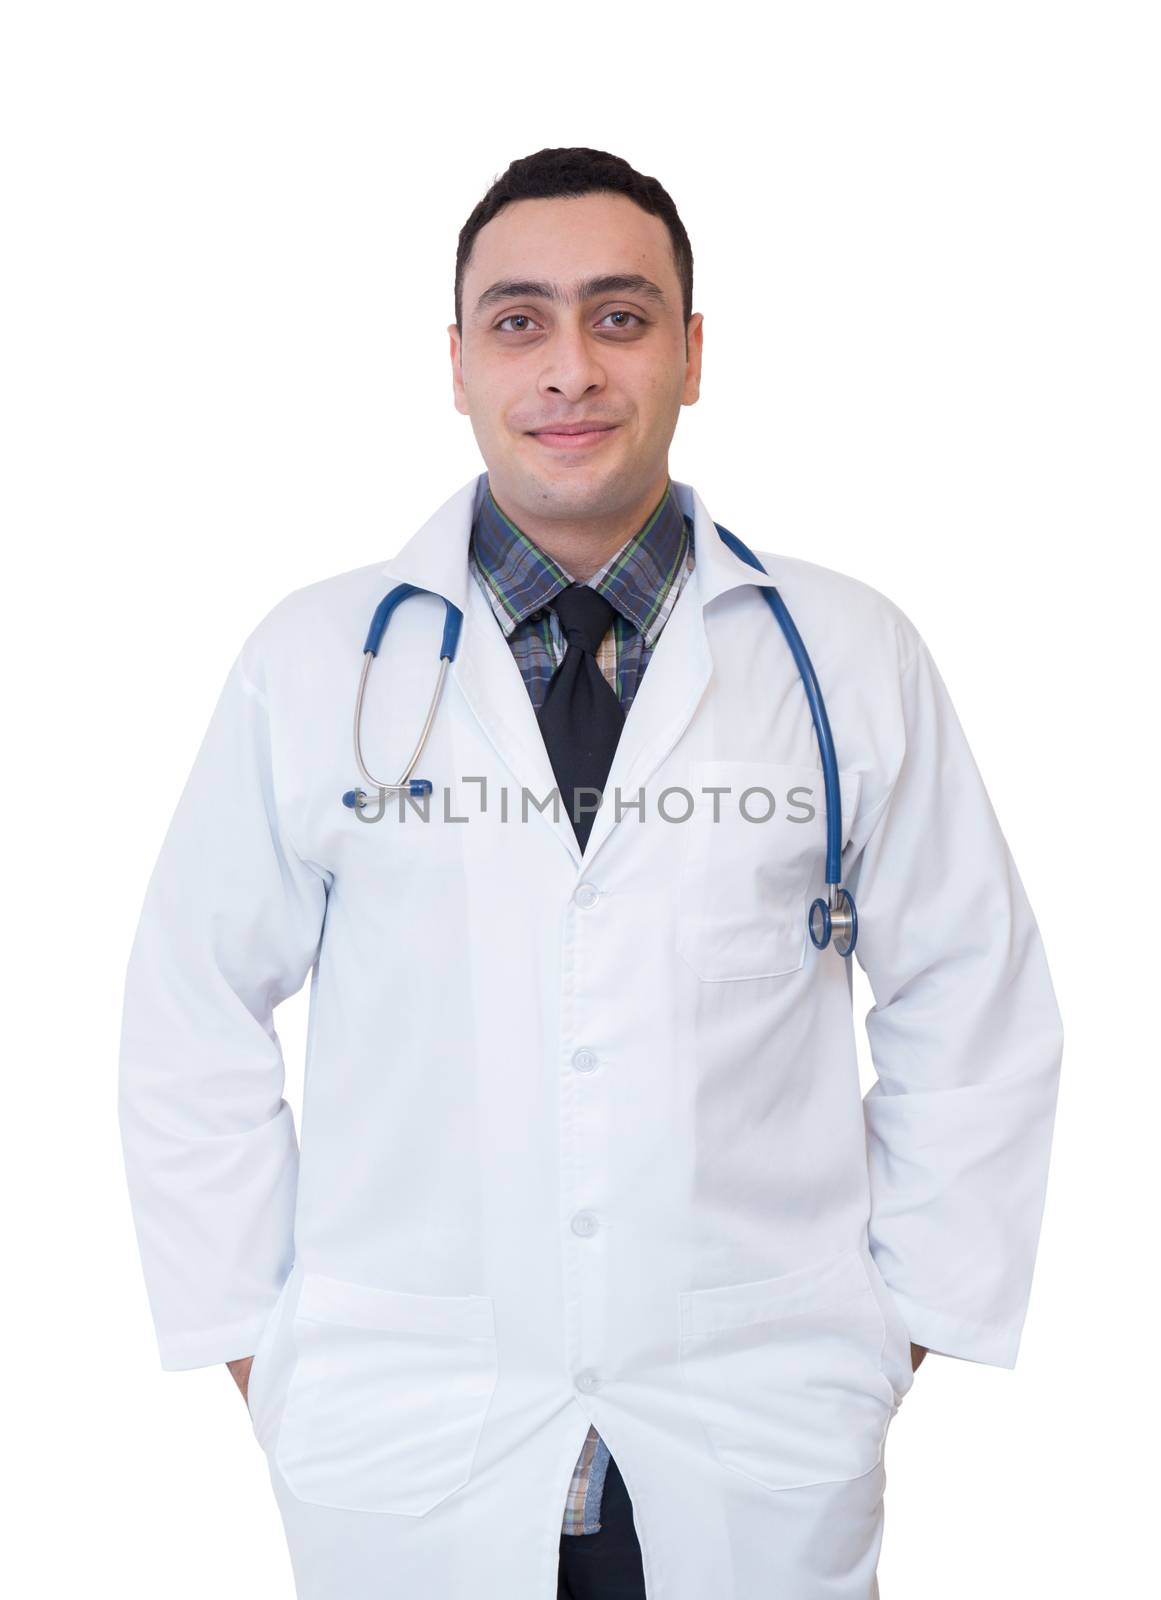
[449,192,702,531]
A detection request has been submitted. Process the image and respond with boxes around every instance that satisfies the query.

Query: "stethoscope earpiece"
[341,780,434,811]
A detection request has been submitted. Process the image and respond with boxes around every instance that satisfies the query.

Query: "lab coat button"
[571,1048,597,1073]
[571,1210,599,1237]
[576,1369,600,1393]
[573,883,600,909]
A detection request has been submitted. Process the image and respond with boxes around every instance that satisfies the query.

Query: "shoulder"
[741,546,926,681]
[233,558,394,692]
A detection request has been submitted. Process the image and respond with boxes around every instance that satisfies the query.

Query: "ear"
[682,313,704,406]
[448,323,469,416]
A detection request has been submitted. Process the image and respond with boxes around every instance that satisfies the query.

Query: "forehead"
[464,192,677,307]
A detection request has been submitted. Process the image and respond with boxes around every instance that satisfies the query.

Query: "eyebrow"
[472,273,669,321]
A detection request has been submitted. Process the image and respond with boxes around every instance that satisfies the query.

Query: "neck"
[489,471,671,582]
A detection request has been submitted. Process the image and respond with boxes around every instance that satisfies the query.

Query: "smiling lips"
[529,423,620,451]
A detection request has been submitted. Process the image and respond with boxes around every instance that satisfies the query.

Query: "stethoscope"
[341,524,858,957]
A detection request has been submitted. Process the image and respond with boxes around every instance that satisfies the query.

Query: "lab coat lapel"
[577,481,783,868]
[377,473,783,871]
[378,474,584,866]
[375,476,475,620]
[455,571,587,865]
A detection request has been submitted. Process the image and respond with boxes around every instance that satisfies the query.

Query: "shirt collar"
[469,476,691,649]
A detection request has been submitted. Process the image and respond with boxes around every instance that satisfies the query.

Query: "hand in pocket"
[227,1355,255,1410]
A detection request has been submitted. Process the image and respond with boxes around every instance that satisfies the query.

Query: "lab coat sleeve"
[846,628,1063,1369]
[117,647,328,1371]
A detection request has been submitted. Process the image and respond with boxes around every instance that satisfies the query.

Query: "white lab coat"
[118,472,1063,1600]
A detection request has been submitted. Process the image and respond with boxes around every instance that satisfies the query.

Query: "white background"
[3,3,1156,1595]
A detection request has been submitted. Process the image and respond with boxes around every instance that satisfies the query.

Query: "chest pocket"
[675,759,861,981]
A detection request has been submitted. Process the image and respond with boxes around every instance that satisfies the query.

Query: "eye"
[495,313,541,334]
[493,309,647,335]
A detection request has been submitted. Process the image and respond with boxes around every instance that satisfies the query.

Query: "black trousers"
[557,1454,648,1599]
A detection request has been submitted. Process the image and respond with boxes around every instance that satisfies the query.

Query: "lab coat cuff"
[156,1310,279,1372]
[886,1289,1022,1369]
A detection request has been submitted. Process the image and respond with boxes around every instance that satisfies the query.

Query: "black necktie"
[535,583,626,852]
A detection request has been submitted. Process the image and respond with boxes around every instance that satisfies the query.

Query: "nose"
[538,323,607,403]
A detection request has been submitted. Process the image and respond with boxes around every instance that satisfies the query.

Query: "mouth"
[527,423,620,452]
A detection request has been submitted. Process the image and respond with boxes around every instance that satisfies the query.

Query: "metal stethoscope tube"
[352,649,451,799]
[341,586,463,813]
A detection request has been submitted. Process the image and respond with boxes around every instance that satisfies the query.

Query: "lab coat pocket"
[859,1247,916,1406]
[675,760,861,981]
[274,1272,499,1516]
[245,1271,295,1448]
[678,1247,898,1493]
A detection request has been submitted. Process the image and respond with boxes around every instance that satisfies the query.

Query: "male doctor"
[118,146,1064,1600]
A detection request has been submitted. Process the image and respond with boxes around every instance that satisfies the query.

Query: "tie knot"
[549,583,619,656]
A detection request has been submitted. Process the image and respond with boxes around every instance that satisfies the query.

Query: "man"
[118,147,1064,1600]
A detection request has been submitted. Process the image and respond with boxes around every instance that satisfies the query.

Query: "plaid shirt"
[468,475,694,1536]
[469,476,694,714]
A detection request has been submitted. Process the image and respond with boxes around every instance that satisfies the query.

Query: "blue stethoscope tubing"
[341,525,857,957]
[345,583,464,806]
[714,525,857,956]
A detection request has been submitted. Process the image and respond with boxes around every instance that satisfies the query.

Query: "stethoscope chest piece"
[809,886,858,957]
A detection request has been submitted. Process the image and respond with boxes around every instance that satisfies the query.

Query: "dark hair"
[454,147,694,340]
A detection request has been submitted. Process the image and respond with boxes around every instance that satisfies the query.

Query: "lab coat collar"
[377,471,782,871]
[378,471,782,612]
